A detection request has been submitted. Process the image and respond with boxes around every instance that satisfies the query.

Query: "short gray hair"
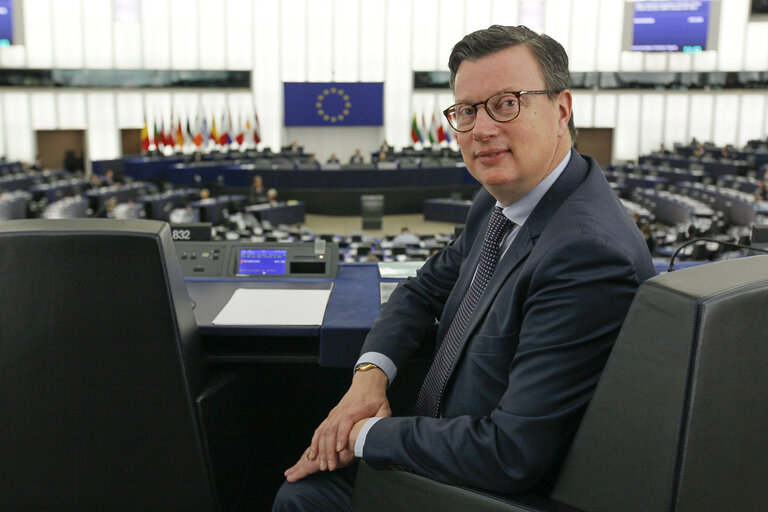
[448,25,577,145]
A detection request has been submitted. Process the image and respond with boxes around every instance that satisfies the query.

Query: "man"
[273,25,655,511]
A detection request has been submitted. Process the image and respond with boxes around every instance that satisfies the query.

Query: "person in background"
[273,24,655,512]
[391,227,421,246]
[327,153,341,164]
[248,175,269,204]
[267,188,278,206]
[349,149,364,165]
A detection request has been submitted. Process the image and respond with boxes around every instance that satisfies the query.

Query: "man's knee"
[271,469,356,512]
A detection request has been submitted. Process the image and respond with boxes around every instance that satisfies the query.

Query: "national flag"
[421,113,430,145]
[193,106,204,147]
[219,111,231,146]
[185,118,194,145]
[235,111,245,145]
[163,120,175,147]
[210,117,219,145]
[428,113,437,145]
[140,120,150,152]
[154,120,162,148]
[436,122,447,143]
[175,116,184,147]
[253,109,261,144]
[411,113,421,143]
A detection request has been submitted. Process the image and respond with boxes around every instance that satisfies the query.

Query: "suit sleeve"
[361,234,644,494]
[359,193,491,369]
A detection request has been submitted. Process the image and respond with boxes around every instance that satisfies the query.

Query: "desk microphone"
[667,238,768,272]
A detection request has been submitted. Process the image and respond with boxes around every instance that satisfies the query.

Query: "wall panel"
[87,93,119,160]
[639,94,664,156]
[744,21,768,71]
[717,0,748,70]
[57,93,87,129]
[663,94,689,148]
[116,92,144,128]
[83,0,113,68]
[30,92,57,130]
[22,0,53,68]
[593,92,617,128]
[713,94,739,147]
[198,0,226,70]
[280,0,306,81]
[689,93,714,143]
[595,0,622,71]
[464,0,492,34]
[437,0,464,72]
[544,0,571,56]
[52,0,83,68]
[4,93,33,161]
[306,0,333,81]
[333,0,360,81]
[568,0,598,72]
[225,0,253,70]
[141,0,170,69]
[252,0,280,151]
[359,1,386,81]
[737,94,766,147]
[573,92,595,128]
[385,0,413,148]
[615,93,640,162]
[491,0,518,26]
[358,2,386,82]
[411,0,439,70]
[170,0,198,70]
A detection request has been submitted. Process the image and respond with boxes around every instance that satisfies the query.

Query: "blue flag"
[284,82,384,127]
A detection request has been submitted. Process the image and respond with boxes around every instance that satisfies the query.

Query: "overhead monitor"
[0,0,22,47]
[622,1,720,53]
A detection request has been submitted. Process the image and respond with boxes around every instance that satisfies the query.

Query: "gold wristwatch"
[354,362,380,373]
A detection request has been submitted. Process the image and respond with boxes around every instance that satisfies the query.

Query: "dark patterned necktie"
[413,206,513,417]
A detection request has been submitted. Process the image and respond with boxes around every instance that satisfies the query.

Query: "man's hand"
[309,368,390,471]
[285,420,368,483]
[284,445,356,483]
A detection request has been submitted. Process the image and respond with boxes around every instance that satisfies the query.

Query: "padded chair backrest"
[552,256,768,512]
[0,219,217,511]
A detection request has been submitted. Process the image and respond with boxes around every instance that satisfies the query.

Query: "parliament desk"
[423,198,473,224]
[185,261,429,509]
[109,157,480,215]
[245,201,306,226]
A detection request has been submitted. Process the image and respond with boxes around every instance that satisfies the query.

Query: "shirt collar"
[496,150,572,226]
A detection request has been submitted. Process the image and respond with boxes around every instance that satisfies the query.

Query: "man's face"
[453,45,572,205]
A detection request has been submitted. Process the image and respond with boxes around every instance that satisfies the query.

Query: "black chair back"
[0,219,217,511]
[552,255,768,512]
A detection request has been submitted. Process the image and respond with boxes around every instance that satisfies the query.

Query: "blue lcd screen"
[0,0,13,47]
[632,1,711,52]
[237,249,287,275]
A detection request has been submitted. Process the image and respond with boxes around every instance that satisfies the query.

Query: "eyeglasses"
[443,90,552,132]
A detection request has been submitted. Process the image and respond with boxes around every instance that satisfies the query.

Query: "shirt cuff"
[355,352,397,385]
[354,417,383,458]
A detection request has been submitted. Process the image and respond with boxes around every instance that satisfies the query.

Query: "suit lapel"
[443,152,591,377]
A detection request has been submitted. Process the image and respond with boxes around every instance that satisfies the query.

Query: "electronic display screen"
[623,0,721,53]
[237,249,287,275]
[0,0,13,47]
[630,1,712,52]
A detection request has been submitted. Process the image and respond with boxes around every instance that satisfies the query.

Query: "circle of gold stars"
[316,87,351,123]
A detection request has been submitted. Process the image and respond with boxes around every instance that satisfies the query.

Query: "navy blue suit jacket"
[360,151,656,494]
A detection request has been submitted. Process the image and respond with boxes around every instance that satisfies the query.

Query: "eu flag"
[284,82,384,127]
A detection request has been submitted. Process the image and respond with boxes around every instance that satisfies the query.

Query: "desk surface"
[187,263,383,368]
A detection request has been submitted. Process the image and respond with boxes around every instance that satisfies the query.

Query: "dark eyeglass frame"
[443,90,553,132]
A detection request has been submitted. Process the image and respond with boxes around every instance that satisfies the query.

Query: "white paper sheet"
[212,287,333,326]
